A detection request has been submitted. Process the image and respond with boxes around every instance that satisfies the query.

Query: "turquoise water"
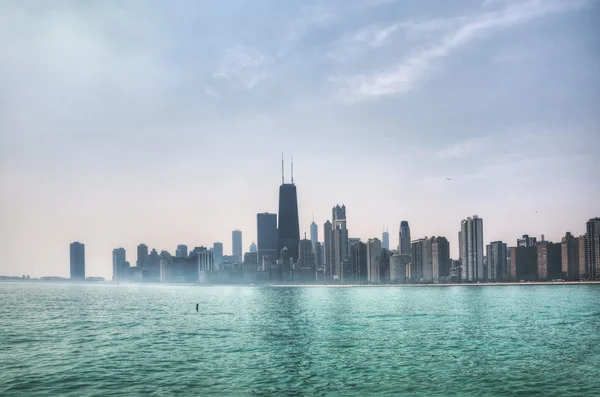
[1,284,599,396]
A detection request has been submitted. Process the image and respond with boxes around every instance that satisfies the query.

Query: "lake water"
[1,283,599,396]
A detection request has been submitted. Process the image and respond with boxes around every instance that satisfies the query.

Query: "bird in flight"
[446,177,452,180]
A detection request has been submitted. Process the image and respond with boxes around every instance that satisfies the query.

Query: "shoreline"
[269,281,600,287]
[1,280,600,287]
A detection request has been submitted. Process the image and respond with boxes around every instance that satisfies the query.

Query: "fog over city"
[1,0,598,279]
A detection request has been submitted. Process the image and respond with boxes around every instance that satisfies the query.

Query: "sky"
[1,0,599,279]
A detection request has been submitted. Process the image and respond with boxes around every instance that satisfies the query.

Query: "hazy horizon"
[1,0,599,279]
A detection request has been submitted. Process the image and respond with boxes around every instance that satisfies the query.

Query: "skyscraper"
[411,238,430,282]
[585,217,600,280]
[137,244,149,268]
[112,247,126,281]
[70,242,85,280]
[537,242,562,281]
[232,230,243,264]
[486,241,507,281]
[257,213,278,267]
[562,232,583,280]
[350,240,368,283]
[314,242,323,269]
[382,229,390,251]
[298,237,314,269]
[323,220,332,278]
[509,246,538,281]
[213,242,224,269]
[310,216,318,253]
[249,242,257,253]
[366,238,382,283]
[148,248,161,278]
[578,236,587,280]
[399,221,411,255]
[431,236,450,282]
[331,204,349,281]
[390,254,410,283]
[459,215,484,282]
[277,163,300,263]
[176,245,188,258]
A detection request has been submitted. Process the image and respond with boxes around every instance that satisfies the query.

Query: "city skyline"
[1,0,599,279]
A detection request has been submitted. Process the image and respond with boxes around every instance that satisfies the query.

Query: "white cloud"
[335,0,587,102]
[211,45,272,90]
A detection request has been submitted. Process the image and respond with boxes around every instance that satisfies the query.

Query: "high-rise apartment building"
[390,254,410,283]
[411,238,431,282]
[232,230,243,264]
[431,236,450,282]
[578,236,587,279]
[137,244,149,268]
[486,241,507,281]
[537,242,562,281]
[585,217,600,280]
[399,221,411,255]
[459,216,484,282]
[561,232,583,280]
[70,242,85,280]
[510,246,538,281]
[112,247,126,281]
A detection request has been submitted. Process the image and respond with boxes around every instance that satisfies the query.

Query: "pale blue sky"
[1,0,598,278]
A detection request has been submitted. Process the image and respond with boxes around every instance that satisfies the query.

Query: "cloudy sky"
[1,0,598,278]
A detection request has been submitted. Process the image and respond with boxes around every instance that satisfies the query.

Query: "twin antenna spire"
[281,152,294,184]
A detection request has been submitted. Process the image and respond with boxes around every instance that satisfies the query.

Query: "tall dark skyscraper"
[232,230,243,264]
[257,212,278,267]
[586,217,600,280]
[399,221,411,255]
[70,242,85,280]
[277,158,300,262]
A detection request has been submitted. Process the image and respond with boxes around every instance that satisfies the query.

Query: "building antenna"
[313,212,315,222]
[281,152,284,184]
[291,156,294,184]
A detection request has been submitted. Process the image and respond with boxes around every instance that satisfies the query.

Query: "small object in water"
[196,303,199,311]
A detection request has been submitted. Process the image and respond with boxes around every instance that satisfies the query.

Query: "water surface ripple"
[1,284,599,396]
